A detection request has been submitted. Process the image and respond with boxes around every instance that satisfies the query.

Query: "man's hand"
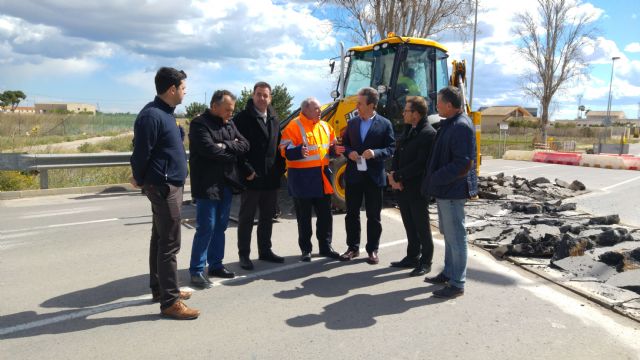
[362,149,375,160]
[246,172,257,181]
[129,176,141,189]
[348,151,359,161]
[301,144,310,157]
[333,144,345,156]
[387,173,403,191]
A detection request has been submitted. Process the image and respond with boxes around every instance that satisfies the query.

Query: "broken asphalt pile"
[462,173,640,320]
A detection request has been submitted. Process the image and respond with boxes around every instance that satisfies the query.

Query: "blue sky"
[0,0,638,120]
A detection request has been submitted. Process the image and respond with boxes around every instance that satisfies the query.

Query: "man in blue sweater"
[130,67,199,320]
[421,86,478,299]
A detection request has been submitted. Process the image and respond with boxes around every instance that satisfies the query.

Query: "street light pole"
[605,56,620,127]
[468,0,478,111]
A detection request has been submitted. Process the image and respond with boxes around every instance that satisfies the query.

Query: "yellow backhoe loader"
[283,33,481,210]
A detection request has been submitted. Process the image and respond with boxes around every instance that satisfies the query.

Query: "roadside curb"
[0,183,193,201]
[0,183,138,200]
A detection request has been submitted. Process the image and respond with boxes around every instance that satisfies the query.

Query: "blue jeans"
[189,187,232,275]
[436,198,468,289]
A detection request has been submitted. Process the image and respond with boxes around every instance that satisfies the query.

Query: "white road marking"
[0,298,150,336]
[20,207,100,219]
[601,174,640,191]
[0,218,119,235]
[483,163,553,175]
[0,230,42,240]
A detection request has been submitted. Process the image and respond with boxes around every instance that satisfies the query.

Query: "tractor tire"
[330,156,347,212]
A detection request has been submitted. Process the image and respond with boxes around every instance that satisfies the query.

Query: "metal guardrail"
[0,152,132,189]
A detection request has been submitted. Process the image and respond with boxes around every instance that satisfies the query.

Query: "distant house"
[479,106,535,129]
[0,106,35,113]
[35,103,97,115]
[555,118,640,128]
[554,110,631,127]
[585,111,626,122]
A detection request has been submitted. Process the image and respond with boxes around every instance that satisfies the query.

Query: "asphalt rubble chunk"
[462,173,640,320]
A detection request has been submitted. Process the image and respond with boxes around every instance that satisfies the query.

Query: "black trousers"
[397,188,434,264]
[145,183,182,310]
[294,195,333,253]
[345,176,383,253]
[237,189,278,257]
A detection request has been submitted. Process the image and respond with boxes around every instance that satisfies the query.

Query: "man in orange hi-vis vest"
[280,97,345,262]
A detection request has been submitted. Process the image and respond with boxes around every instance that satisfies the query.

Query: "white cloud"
[582,36,625,64]
[625,42,640,53]
[0,0,335,62]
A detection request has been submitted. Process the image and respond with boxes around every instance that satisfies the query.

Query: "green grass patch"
[0,113,135,152]
[46,167,132,188]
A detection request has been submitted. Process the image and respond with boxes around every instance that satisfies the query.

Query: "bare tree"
[514,0,596,141]
[321,0,475,44]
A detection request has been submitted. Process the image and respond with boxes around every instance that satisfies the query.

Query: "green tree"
[185,102,207,119]
[234,84,294,121]
[0,90,26,111]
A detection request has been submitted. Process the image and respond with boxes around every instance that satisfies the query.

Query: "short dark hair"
[357,87,379,106]
[438,86,463,109]
[253,81,272,93]
[210,90,236,107]
[406,96,428,117]
[155,67,187,95]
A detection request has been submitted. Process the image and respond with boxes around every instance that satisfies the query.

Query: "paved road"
[1,160,640,359]
[482,159,640,227]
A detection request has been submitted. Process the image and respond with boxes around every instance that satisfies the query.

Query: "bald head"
[300,97,321,122]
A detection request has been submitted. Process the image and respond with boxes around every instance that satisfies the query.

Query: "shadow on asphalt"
[0,270,194,339]
[286,286,446,330]
[0,249,519,337]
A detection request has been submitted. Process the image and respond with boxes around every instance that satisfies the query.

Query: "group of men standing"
[130,66,477,320]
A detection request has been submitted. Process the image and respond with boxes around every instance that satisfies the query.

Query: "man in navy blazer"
[340,87,395,264]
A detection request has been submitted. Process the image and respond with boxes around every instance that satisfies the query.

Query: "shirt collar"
[153,96,176,114]
[253,105,267,119]
[360,111,376,122]
[299,112,319,125]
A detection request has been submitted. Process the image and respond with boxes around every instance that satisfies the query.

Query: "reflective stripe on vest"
[287,118,333,194]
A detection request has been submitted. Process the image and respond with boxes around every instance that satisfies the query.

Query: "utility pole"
[468,0,478,110]
[605,56,620,127]
[576,94,583,119]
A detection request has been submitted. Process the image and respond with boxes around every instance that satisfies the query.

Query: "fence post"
[39,169,49,189]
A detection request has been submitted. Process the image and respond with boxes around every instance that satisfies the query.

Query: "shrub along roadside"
[0,171,39,191]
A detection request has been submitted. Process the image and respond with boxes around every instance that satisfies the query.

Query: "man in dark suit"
[232,82,286,270]
[188,90,249,288]
[388,96,436,276]
[340,87,395,264]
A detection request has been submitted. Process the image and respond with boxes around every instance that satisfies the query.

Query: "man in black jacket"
[188,90,249,288]
[232,82,286,270]
[130,67,199,320]
[388,96,437,276]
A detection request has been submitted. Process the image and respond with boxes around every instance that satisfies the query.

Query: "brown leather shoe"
[160,300,200,320]
[366,251,379,265]
[152,290,192,303]
[340,249,360,261]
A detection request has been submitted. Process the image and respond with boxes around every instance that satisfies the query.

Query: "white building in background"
[554,110,639,127]
[35,102,97,114]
